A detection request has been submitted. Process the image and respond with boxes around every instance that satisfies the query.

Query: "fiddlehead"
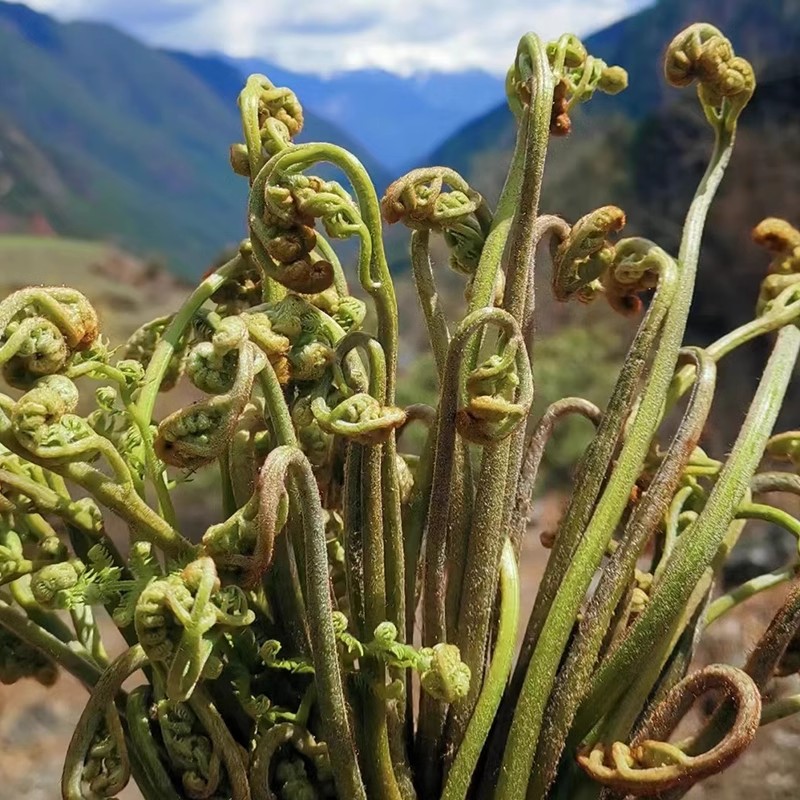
[30,544,122,612]
[79,714,131,800]
[123,314,189,392]
[10,376,132,483]
[751,220,800,321]
[577,665,760,796]
[507,43,754,759]
[0,287,99,378]
[249,141,399,400]
[311,391,406,446]
[549,205,626,303]
[11,373,77,441]
[265,171,359,240]
[664,23,755,130]
[240,308,291,384]
[455,333,533,445]
[600,237,672,316]
[543,33,628,135]
[0,288,94,385]
[0,316,70,389]
[289,394,333,474]
[249,166,361,294]
[61,644,147,800]
[381,167,491,377]
[357,620,471,704]
[186,316,254,394]
[155,333,260,470]
[303,287,367,333]
[752,217,800,275]
[419,643,472,705]
[381,167,487,241]
[251,293,343,383]
[235,73,303,178]
[156,697,224,799]
[133,557,253,702]
[250,722,332,800]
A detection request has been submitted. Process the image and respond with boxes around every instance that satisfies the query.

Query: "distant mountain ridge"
[0,1,390,276]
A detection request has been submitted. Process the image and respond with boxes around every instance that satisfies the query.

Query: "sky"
[16,0,655,75]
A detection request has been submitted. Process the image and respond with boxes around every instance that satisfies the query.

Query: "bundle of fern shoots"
[2,20,800,800]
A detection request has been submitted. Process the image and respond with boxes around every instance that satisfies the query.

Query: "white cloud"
[16,0,654,75]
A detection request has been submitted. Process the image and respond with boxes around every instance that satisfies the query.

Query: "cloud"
[17,0,654,75]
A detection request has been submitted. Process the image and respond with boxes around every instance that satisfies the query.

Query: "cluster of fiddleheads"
[0,287,99,389]
[2,19,799,800]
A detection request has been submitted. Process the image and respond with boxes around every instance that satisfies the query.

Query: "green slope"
[0,235,190,342]
[0,2,390,277]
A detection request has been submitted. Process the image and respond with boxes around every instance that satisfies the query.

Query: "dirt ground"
[2,496,798,799]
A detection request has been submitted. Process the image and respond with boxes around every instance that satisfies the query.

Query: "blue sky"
[17,0,655,75]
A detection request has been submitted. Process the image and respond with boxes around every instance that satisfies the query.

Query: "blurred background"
[0,0,799,796]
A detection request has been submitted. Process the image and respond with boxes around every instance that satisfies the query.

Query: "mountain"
[0,1,389,277]
[231,58,504,174]
[427,0,800,179]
